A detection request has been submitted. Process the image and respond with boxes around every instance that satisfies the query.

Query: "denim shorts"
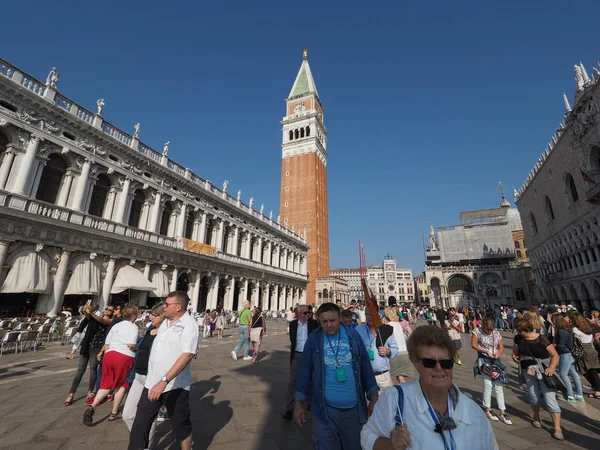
[522,368,561,413]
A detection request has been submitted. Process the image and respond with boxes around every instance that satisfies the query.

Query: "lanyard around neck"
[423,394,456,450]
[326,328,343,368]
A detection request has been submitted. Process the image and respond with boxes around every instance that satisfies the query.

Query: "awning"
[110,265,155,294]
[64,260,101,295]
[0,251,50,293]
[149,270,170,298]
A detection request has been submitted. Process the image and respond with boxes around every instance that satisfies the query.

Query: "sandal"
[585,392,600,399]
[552,430,564,440]
[107,412,122,421]
[532,420,542,428]
[64,394,74,407]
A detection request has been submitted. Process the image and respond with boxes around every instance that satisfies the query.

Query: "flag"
[581,169,596,184]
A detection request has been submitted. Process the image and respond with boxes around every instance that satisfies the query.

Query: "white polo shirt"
[145,312,199,393]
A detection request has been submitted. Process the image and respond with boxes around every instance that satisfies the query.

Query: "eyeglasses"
[419,358,454,370]
[163,302,178,307]
[301,311,310,315]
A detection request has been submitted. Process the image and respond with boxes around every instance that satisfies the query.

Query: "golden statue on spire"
[303,49,308,60]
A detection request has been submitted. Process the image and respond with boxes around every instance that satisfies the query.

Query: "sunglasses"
[106,308,114,312]
[301,311,310,315]
[420,358,454,370]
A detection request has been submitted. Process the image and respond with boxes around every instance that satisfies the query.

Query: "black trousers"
[69,348,101,394]
[128,388,191,450]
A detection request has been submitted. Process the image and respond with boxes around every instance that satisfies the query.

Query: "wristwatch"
[160,376,169,383]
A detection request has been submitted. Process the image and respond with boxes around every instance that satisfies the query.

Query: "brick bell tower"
[280,50,330,306]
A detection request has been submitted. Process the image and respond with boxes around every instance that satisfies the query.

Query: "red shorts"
[100,351,134,390]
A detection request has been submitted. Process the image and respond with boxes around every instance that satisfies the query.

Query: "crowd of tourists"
[55,293,600,449]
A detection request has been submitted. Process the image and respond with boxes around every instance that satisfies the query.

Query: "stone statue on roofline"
[237,190,241,201]
[222,180,229,193]
[269,210,273,220]
[260,204,264,215]
[575,65,585,91]
[163,141,169,156]
[277,214,280,224]
[96,99,105,116]
[133,123,140,138]
[249,197,254,208]
[46,67,59,88]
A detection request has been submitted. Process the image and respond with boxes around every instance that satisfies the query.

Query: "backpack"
[393,385,405,426]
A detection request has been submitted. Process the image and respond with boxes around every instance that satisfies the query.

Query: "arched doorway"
[580,282,591,311]
[88,174,111,217]
[217,278,227,312]
[36,154,67,204]
[592,279,600,310]
[323,288,329,300]
[447,274,474,307]
[568,284,578,307]
[388,296,397,306]
[159,201,173,236]
[232,280,240,311]
[184,211,195,239]
[128,190,145,228]
[198,276,210,312]
[430,278,441,306]
[177,272,189,293]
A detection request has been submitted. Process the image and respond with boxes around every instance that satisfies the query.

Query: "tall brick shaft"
[280,52,330,305]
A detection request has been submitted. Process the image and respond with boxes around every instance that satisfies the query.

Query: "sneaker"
[574,394,585,401]
[456,359,462,366]
[486,410,499,421]
[85,393,95,406]
[156,408,169,423]
[243,356,252,360]
[567,396,576,403]
[107,394,114,402]
[231,351,237,361]
[499,414,512,425]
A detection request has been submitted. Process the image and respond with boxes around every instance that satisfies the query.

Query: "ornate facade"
[280,51,330,305]
[516,62,600,311]
[0,59,308,316]
[425,200,533,308]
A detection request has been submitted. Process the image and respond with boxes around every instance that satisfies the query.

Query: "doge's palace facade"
[0,59,308,317]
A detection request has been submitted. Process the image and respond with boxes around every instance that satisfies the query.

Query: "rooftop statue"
[46,67,59,88]
[163,141,169,156]
[222,180,229,193]
[237,190,241,201]
[133,123,140,138]
[96,98,105,116]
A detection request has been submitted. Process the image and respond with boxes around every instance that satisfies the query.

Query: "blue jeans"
[233,326,249,357]
[557,353,583,398]
[522,368,561,413]
[313,405,361,450]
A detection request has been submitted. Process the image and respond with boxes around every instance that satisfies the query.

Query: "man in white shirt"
[128,291,199,450]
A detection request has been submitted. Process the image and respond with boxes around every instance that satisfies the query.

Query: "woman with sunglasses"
[512,317,563,440]
[122,304,166,446]
[361,325,497,450]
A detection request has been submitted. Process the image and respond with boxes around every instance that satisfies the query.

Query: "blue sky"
[2,1,599,274]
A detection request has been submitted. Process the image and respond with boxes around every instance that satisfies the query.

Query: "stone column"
[216,219,225,251]
[242,278,249,304]
[264,283,271,311]
[232,226,240,256]
[208,275,219,310]
[72,159,92,212]
[191,270,202,312]
[226,277,235,310]
[103,188,118,220]
[12,135,41,196]
[101,257,117,309]
[274,284,280,310]
[55,170,74,207]
[0,149,16,189]
[176,203,188,237]
[252,282,259,307]
[286,286,292,309]
[149,190,162,233]
[300,288,306,305]
[0,240,11,270]
[139,263,152,307]
[170,267,179,292]
[47,250,72,316]
[273,245,280,268]
[114,177,132,224]
[199,212,208,244]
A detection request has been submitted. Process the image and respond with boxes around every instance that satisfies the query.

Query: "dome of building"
[506,208,523,231]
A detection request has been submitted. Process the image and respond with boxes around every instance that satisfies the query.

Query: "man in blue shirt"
[294,303,379,450]
[355,309,398,390]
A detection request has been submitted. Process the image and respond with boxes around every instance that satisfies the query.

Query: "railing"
[3,193,306,279]
[20,76,45,97]
[0,63,15,79]
[54,95,73,112]
[76,107,94,124]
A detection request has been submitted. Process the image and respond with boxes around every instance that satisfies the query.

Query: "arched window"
[516,250,522,259]
[36,154,67,204]
[159,201,173,236]
[128,189,145,227]
[590,145,600,172]
[300,127,305,138]
[544,196,555,222]
[514,241,520,249]
[323,288,329,299]
[306,126,310,137]
[566,173,579,203]
[88,174,111,217]
[184,211,194,239]
[289,130,293,141]
[294,129,299,139]
[530,213,538,235]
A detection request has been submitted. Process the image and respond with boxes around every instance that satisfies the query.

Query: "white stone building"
[0,59,308,317]
[425,201,533,308]
[516,62,600,311]
[331,255,414,304]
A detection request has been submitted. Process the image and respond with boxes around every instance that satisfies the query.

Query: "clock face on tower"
[388,285,395,292]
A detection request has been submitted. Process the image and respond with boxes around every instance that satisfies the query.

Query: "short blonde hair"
[384,307,398,322]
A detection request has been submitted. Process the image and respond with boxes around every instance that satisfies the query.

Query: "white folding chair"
[0,331,21,355]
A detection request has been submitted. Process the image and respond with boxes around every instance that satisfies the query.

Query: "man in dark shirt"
[436,307,447,328]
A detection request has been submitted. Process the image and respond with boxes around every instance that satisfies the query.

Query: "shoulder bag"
[250,316,262,343]
[524,339,563,390]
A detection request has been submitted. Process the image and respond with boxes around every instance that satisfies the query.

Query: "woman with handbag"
[552,315,584,402]
[512,318,563,440]
[567,311,600,399]
[250,307,266,363]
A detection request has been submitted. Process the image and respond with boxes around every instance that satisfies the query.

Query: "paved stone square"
[0,320,599,449]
